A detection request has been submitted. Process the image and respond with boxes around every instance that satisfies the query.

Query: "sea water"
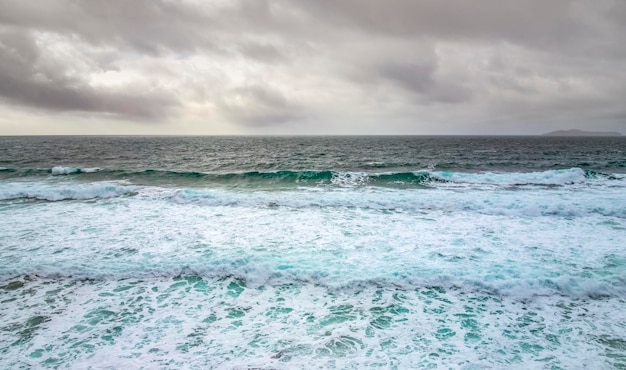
[0,136,625,369]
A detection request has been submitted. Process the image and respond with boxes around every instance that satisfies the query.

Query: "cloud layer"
[0,0,625,134]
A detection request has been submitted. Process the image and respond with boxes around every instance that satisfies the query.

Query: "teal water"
[1,136,625,368]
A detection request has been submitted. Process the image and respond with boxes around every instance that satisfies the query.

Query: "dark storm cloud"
[0,28,178,119]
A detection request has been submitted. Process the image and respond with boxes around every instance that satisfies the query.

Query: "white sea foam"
[0,181,138,201]
[51,166,79,175]
[1,182,625,298]
[330,172,369,187]
[167,185,626,218]
[324,168,620,189]
[430,167,591,186]
[1,174,625,368]
[51,166,101,175]
[1,276,624,369]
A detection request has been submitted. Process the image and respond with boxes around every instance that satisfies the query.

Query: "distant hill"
[542,129,622,137]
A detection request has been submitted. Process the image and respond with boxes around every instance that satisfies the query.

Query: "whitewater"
[1,136,625,369]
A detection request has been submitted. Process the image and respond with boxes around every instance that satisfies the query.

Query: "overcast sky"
[0,0,625,135]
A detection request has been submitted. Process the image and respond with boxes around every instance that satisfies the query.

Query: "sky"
[0,0,625,135]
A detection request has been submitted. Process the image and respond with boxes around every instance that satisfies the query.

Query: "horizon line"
[1,133,624,137]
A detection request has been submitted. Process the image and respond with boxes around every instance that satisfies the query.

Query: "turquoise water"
[1,136,625,368]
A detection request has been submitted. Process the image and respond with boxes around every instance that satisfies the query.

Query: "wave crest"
[0,166,623,189]
[0,182,138,201]
[51,166,101,176]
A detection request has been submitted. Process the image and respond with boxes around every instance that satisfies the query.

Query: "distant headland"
[542,129,622,137]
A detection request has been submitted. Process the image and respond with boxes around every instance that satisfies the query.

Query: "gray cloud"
[237,41,286,63]
[0,1,212,54]
[291,1,610,51]
[217,84,303,127]
[376,58,472,104]
[0,0,624,133]
[0,28,179,119]
[380,62,435,95]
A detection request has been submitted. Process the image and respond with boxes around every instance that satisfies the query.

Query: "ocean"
[1,136,625,369]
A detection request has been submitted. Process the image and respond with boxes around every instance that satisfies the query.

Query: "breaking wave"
[0,182,138,202]
[51,166,101,176]
[0,166,622,189]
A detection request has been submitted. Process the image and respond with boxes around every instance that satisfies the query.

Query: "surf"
[0,166,622,190]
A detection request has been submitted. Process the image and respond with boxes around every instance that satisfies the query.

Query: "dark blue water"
[1,135,624,172]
